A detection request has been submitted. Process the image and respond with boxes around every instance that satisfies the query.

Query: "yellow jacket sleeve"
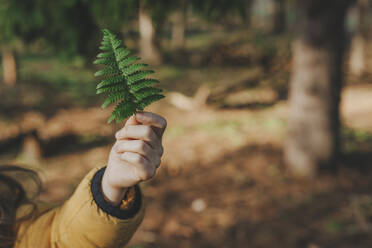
[15,167,145,248]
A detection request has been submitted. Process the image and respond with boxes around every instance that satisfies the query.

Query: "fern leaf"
[108,101,137,123]
[118,56,140,69]
[115,47,131,61]
[130,79,159,92]
[94,29,164,123]
[96,84,126,94]
[137,94,165,110]
[100,40,111,47]
[123,63,147,76]
[127,70,154,85]
[101,92,128,109]
[96,75,124,89]
[99,46,110,51]
[93,57,116,66]
[132,87,162,101]
[94,66,120,77]
[97,52,114,58]
[112,39,122,50]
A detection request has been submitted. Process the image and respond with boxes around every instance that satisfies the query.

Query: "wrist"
[91,167,143,219]
[101,173,128,206]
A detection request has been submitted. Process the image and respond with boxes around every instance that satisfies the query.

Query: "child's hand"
[101,112,167,205]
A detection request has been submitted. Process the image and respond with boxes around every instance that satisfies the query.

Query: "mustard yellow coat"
[15,167,145,248]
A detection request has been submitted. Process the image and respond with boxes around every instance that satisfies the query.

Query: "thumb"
[124,114,139,127]
[115,115,139,140]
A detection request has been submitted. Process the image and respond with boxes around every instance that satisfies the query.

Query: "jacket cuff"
[90,167,142,220]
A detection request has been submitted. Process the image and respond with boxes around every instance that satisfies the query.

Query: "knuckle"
[136,154,147,165]
[143,126,152,139]
[137,140,146,152]
[137,162,154,181]
[133,154,142,163]
[145,166,156,180]
[119,153,127,161]
[135,167,146,181]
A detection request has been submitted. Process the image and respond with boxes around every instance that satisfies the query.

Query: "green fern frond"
[96,75,124,89]
[101,92,128,109]
[97,52,114,58]
[132,87,163,101]
[109,101,137,123]
[94,29,164,123]
[94,66,118,77]
[127,70,154,85]
[115,48,131,61]
[123,63,147,76]
[119,56,140,69]
[130,79,159,92]
[96,84,126,94]
[137,95,165,110]
[93,57,116,66]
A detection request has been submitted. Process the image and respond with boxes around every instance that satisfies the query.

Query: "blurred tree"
[170,0,187,50]
[90,0,137,33]
[139,0,163,65]
[271,0,287,34]
[284,0,355,177]
[0,0,101,69]
[38,0,100,61]
[0,0,45,85]
[252,0,288,33]
[1,0,185,69]
[191,0,249,22]
[349,0,369,77]
[138,0,179,64]
[244,0,255,27]
[1,48,17,86]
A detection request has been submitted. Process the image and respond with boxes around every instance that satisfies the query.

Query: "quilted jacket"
[15,167,145,248]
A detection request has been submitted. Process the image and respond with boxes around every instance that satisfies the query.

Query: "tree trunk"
[244,0,254,27]
[271,0,286,34]
[171,3,186,50]
[349,0,368,76]
[350,34,366,76]
[139,3,162,65]
[284,0,354,177]
[1,48,17,86]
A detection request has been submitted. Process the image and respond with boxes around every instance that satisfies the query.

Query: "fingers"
[116,125,159,148]
[136,112,167,137]
[114,140,162,167]
[120,152,158,180]
[114,139,163,156]
[136,112,167,129]
[116,112,166,143]
[111,112,166,183]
